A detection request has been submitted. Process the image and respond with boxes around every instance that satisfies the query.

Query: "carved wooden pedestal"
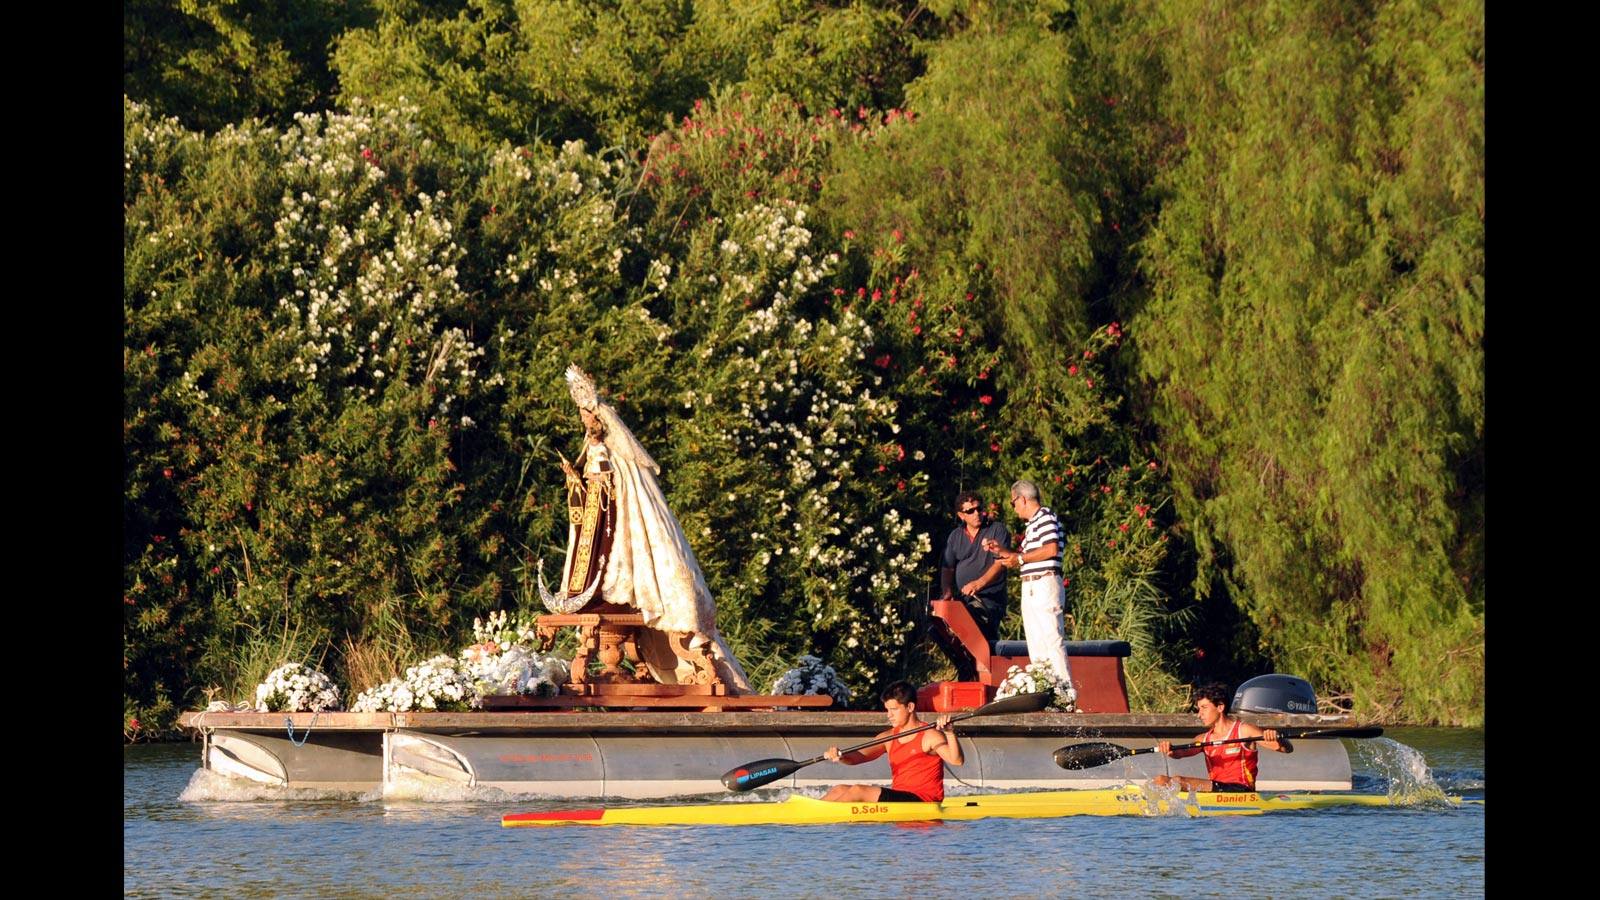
[536,603,728,698]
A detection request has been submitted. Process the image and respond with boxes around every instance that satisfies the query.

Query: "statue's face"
[580,408,602,437]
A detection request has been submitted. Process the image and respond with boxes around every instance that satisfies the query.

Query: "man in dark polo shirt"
[937,491,1012,643]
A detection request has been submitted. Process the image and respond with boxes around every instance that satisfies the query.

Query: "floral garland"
[768,654,853,708]
[994,662,1078,712]
[253,663,343,712]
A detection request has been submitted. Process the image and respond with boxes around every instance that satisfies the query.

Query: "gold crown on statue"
[565,365,599,411]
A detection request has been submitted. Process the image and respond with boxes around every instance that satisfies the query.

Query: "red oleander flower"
[912,325,922,335]
[990,442,1001,453]
[979,395,993,405]
[955,327,965,338]
[872,289,882,301]
[1119,522,1129,532]
[979,369,990,379]
[1068,365,1078,376]
[162,468,172,478]
[892,229,903,242]
[844,229,856,239]
[1086,379,1094,388]
[857,287,867,297]
[897,480,906,491]
[1148,461,1158,469]
[833,288,845,296]
[129,718,141,731]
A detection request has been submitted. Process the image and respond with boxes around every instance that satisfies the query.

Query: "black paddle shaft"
[721,691,1051,791]
[1053,725,1384,770]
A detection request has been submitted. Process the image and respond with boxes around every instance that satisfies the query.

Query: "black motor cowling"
[1232,674,1318,715]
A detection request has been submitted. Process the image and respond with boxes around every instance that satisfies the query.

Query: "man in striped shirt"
[984,479,1075,704]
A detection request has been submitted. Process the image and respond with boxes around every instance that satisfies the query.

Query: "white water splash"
[177,766,367,802]
[1352,738,1455,807]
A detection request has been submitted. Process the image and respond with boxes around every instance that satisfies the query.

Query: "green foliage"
[125,98,497,734]
[122,0,1486,732]
[124,0,374,131]
[1125,0,1484,724]
[331,0,702,149]
[331,0,935,149]
[821,16,1116,459]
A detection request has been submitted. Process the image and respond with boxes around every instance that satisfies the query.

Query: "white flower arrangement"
[351,654,475,712]
[254,663,343,712]
[463,644,570,701]
[462,610,571,703]
[769,655,853,707]
[351,612,575,711]
[994,663,1078,712]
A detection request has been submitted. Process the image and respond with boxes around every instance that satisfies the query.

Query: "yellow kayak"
[503,787,1430,827]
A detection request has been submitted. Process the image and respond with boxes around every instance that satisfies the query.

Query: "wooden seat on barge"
[923,598,1133,713]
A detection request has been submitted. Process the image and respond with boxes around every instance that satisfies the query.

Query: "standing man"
[938,490,1011,644]
[985,479,1075,704]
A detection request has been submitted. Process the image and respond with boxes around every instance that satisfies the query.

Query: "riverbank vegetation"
[124,0,1483,737]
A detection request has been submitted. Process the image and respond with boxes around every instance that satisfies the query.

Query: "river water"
[124,727,1483,897]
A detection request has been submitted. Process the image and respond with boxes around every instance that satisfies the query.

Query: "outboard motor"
[1232,674,1318,714]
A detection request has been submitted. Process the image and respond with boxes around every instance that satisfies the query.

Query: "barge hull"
[186,711,1358,797]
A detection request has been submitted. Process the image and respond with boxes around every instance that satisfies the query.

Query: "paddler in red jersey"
[820,680,962,803]
[1154,682,1292,792]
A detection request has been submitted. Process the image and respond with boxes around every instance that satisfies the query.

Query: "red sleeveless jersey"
[888,725,946,802]
[1203,720,1259,788]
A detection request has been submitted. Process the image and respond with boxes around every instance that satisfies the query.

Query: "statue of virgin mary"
[540,365,752,692]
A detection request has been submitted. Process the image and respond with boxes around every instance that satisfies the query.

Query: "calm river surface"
[125,727,1482,898]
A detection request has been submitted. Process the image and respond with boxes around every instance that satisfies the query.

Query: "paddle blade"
[1053,741,1137,771]
[975,691,1052,717]
[721,758,806,792]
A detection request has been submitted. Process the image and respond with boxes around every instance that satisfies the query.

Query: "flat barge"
[180,708,1363,798]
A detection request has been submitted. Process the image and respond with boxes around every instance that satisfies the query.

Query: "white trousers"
[1021,575,1073,687]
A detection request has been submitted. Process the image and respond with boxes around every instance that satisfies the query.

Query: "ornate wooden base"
[536,603,727,696]
[479,692,836,710]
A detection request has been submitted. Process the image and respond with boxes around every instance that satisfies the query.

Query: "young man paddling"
[820,681,961,803]
[1154,682,1291,792]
